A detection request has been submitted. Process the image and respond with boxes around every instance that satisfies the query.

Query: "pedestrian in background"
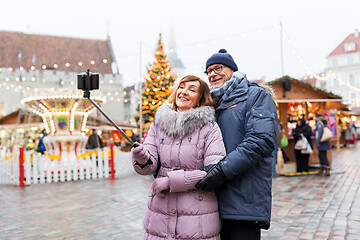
[272,122,283,176]
[196,49,278,240]
[292,118,313,172]
[315,113,331,176]
[344,122,356,146]
[86,129,103,150]
[36,129,47,155]
[131,75,226,240]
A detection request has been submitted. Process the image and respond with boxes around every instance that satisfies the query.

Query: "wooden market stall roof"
[267,75,343,102]
[267,75,348,112]
[0,109,42,125]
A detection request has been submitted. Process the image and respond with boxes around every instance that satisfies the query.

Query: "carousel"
[21,88,105,162]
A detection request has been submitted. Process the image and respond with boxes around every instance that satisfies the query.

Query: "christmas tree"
[141,34,177,123]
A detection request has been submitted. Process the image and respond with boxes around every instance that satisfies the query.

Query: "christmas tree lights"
[140,34,177,124]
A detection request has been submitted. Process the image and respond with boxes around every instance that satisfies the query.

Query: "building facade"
[123,84,141,125]
[0,31,124,121]
[325,29,360,108]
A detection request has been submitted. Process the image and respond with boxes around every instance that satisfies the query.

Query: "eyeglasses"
[204,65,224,76]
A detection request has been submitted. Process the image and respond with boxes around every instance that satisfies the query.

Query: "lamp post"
[280,21,285,76]
[139,41,143,142]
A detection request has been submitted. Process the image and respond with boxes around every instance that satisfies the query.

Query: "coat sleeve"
[220,88,278,180]
[315,122,323,146]
[167,122,226,192]
[304,125,313,138]
[292,128,300,143]
[132,124,159,175]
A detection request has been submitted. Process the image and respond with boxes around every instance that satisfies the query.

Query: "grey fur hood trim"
[259,84,276,99]
[154,104,215,139]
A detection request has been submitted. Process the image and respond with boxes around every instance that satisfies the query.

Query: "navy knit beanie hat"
[206,49,238,71]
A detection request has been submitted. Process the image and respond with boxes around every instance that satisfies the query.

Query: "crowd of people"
[286,114,357,176]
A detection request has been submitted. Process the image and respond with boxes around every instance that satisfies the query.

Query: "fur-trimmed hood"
[259,84,276,99]
[154,104,215,139]
[233,71,276,99]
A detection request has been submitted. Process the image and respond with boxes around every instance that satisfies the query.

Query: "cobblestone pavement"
[0,144,359,240]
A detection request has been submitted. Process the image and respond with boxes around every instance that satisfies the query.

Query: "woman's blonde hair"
[168,75,214,110]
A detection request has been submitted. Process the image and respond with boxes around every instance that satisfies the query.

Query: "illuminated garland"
[0,59,109,72]
[139,34,176,123]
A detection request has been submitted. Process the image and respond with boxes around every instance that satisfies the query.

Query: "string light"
[69,102,78,132]
[0,58,107,72]
[0,71,121,98]
[21,94,105,105]
[81,114,88,132]
[282,26,360,95]
[115,25,276,60]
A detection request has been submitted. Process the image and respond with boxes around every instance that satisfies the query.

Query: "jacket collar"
[216,72,249,110]
[154,104,215,139]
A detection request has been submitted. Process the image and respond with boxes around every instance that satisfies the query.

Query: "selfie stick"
[84,94,134,146]
[79,69,134,146]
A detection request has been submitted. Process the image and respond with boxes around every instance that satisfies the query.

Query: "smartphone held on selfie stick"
[77,69,135,146]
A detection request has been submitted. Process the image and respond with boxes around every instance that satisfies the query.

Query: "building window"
[333,79,339,87]
[332,59,338,67]
[349,74,355,85]
[344,42,356,52]
[348,56,354,65]
[351,92,356,100]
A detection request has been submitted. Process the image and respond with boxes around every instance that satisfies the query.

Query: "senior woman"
[132,75,226,240]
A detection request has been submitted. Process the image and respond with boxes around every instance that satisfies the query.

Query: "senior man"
[196,49,278,240]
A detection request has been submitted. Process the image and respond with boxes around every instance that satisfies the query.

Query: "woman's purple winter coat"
[132,104,226,240]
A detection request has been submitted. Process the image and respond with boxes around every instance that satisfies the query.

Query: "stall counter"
[282,137,334,167]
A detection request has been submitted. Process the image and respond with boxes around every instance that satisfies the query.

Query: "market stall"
[0,109,44,153]
[267,76,348,167]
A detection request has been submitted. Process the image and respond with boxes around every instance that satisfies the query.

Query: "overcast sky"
[1,0,359,86]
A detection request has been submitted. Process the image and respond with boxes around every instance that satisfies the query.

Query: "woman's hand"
[152,177,169,198]
[131,142,150,165]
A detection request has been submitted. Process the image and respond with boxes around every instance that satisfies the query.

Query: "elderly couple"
[132,49,278,240]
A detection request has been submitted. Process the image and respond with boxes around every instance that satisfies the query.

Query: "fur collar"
[154,104,215,139]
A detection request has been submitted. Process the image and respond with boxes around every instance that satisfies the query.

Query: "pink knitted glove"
[152,177,169,198]
[131,143,150,165]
